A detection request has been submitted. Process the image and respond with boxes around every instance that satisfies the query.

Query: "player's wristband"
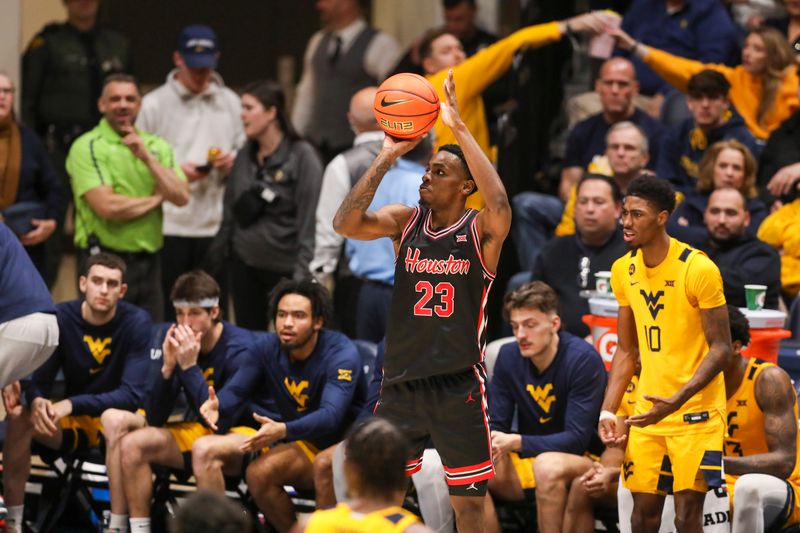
[599,410,616,423]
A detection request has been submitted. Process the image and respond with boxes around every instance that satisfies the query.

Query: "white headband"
[172,298,219,308]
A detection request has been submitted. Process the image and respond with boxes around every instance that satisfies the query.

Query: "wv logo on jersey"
[639,290,665,319]
[203,367,215,387]
[284,378,310,411]
[526,383,556,413]
[84,336,112,371]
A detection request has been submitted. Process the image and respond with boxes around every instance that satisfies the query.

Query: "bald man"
[311,87,384,289]
[511,58,664,272]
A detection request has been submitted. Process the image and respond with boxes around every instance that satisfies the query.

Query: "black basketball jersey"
[384,206,495,385]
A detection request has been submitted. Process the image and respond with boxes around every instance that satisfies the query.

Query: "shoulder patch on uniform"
[384,512,405,525]
[27,35,46,51]
[678,248,692,262]
[337,369,353,382]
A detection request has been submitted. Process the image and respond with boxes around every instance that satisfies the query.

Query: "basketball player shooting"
[333,70,511,532]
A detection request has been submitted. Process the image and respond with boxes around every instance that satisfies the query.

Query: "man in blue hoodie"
[656,70,759,194]
[3,253,151,533]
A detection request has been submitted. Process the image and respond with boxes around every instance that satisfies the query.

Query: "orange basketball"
[374,73,440,139]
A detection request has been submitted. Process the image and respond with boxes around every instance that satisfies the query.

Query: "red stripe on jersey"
[469,216,495,279]
[398,207,422,249]
[473,365,494,473]
[422,209,473,240]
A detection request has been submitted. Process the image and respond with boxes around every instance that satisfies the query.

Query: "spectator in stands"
[733,0,786,32]
[394,0,498,76]
[723,305,800,532]
[619,0,739,118]
[66,74,189,321]
[310,87,382,336]
[420,12,605,173]
[3,253,150,533]
[0,222,57,389]
[513,121,648,271]
[757,103,800,204]
[668,139,767,247]
[561,58,663,199]
[311,87,383,288]
[22,0,131,173]
[170,490,251,533]
[765,0,800,56]
[757,192,800,301]
[656,70,760,194]
[292,0,401,163]
[485,282,607,533]
[613,25,798,141]
[345,137,433,342]
[530,174,626,338]
[700,188,781,309]
[22,0,132,288]
[198,279,363,532]
[208,81,323,331]
[113,271,254,533]
[300,418,431,533]
[0,72,64,281]
[135,25,243,321]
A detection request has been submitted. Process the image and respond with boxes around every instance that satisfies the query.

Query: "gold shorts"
[59,415,104,451]
[166,421,213,453]
[223,427,317,461]
[509,452,536,489]
[624,419,724,494]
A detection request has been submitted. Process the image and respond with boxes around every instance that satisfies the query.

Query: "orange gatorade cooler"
[740,308,790,364]
[583,297,620,370]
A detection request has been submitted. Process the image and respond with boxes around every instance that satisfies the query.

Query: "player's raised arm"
[440,70,511,271]
[333,135,420,242]
[599,305,637,446]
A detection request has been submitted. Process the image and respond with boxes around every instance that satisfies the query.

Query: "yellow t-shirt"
[610,238,727,435]
[305,503,420,533]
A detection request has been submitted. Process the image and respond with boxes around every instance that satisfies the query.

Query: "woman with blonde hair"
[613,26,798,140]
[667,139,768,246]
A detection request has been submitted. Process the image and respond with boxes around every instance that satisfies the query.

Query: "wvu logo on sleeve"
[203,367,215,387]
[284,378,310,411]
[337,369,352,382]
[639,290,665,319]
[526,384,556,414]
[84,336,112,371]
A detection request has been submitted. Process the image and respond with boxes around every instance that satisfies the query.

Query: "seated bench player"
[199,279,363,532]
[115,270,255,533]
[2,253,151,533]
[485,281,607,533]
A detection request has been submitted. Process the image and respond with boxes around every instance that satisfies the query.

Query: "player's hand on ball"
[440,70,464,129]
[626,394,678,427]
[381,132,423,160]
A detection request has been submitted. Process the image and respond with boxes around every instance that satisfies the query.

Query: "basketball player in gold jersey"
[597,175,733,533]
[722,305,800,532]
[295,418,431,533]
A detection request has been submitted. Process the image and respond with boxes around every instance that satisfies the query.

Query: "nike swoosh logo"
[539,417,552,424]
[89,367,103,374]
[627,400,636,404]
[630,281,639,286]
[381,96,413,107]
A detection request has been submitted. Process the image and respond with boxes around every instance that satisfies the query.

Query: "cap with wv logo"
[178,25,219,69]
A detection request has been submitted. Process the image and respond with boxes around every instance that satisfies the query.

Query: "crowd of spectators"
[5,0,800,531]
